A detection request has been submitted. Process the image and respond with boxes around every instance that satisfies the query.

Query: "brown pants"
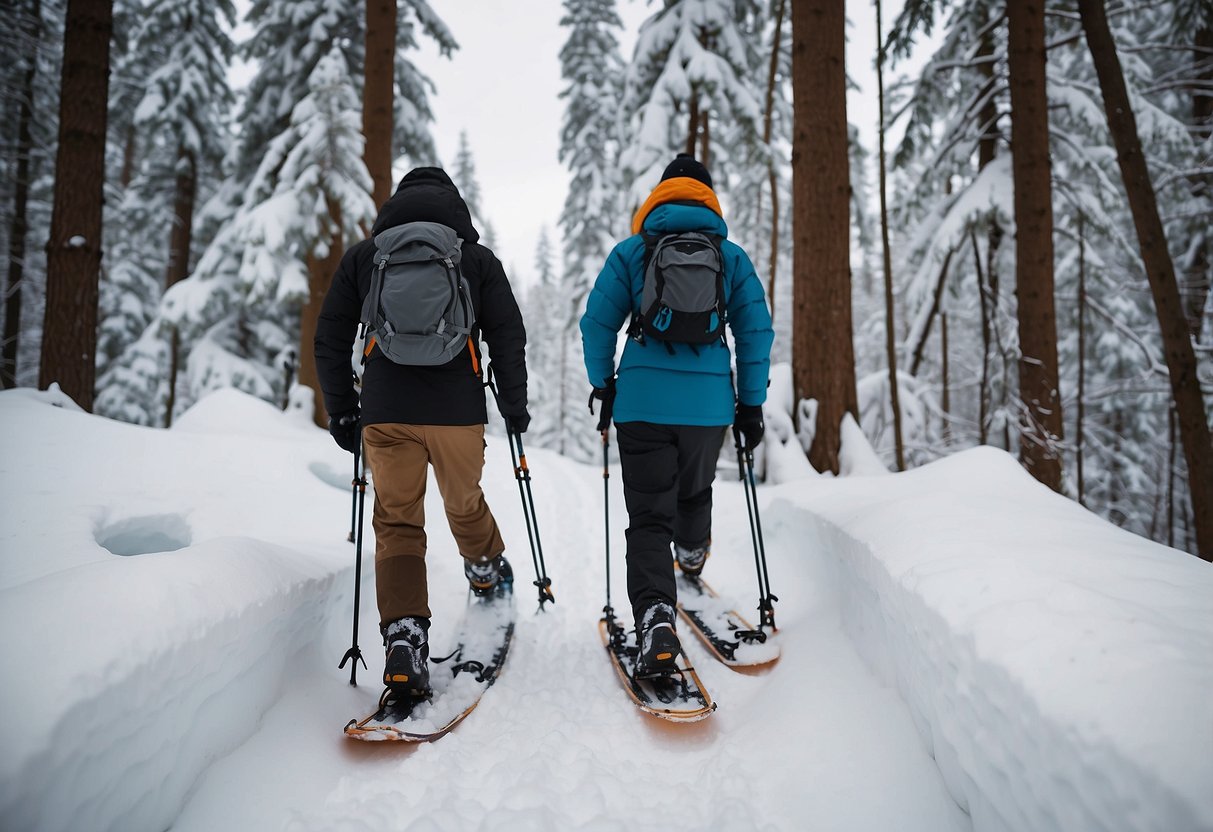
[362,423,505,625]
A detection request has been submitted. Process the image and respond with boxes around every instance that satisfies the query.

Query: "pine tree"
[452,130,496,248]
[558,0,624,460]
[619,0,764,206]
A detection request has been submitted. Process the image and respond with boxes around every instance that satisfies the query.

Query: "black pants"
[616,421,727,622]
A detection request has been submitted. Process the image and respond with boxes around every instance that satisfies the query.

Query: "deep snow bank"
[0,389,352,832]
[771,447,1213,832]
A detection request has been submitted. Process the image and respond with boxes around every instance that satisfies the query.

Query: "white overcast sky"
[412,0,910,285]
[230,1,917,286]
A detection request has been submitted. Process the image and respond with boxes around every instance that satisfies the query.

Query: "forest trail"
[169,435,968,831]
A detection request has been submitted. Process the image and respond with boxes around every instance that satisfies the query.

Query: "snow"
[1,388,1208,831]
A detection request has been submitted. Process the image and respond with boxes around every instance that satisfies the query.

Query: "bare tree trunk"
[1076,214,1087,506]
[363,0,396,209]
[941,310,951,446]
[1079,0,1213,560]
[699,110,710,169]
[119,121,136,189]
[1167,402,1177,548]
[300,199,343,428]
[685,95,700,156]
[3,0,41,390]
[975,14,1002,447]
[972,229,992,445]
[907,247,955,376]
[1008,0,1064,491]
[39,0,113,411]
[1182,24,1210,341]
[876,0,904,470]
[763,0,787,319]
[161,147,197,428]
[791,0,857,474]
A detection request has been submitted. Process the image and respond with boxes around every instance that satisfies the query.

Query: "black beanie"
[660,153,713,189]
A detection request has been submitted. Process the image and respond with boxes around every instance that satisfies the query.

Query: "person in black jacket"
[314,167,528,697]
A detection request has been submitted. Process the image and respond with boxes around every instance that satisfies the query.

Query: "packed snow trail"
[3,387,1208,831]
[168,417,966,831]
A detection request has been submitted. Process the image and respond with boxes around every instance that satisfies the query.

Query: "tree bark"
[300,198,343,428]
[1076,214,1086,506]
[972,228,992,445]
[699,110,710,168]
[941,310,950,445]
[1181,23,1210,342]
[763,0,787,321]
[791,0,856,474]
[907,247,954,376]
[162,146,197,428]
[1079,0,1213,560]
[876,0,904,471]
[685,95,700,156]
[39,0,113,411]
[3,0,41,390]
[363,0,396,209]
[1008,0,1064,491]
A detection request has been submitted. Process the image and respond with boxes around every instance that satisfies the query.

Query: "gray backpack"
[629,230,726,347]
[360,221,475,366]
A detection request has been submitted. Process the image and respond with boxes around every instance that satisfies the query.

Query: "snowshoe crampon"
[598,615,715,722]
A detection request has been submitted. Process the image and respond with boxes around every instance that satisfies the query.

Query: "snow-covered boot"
[635,601,681,677]
[382,616,430,697]
[464,554,513,599]
[674,540,710,578]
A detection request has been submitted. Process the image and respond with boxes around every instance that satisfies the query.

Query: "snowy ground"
[1,387,1209,832]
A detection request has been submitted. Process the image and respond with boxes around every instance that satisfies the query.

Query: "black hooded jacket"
[314,167,528,427]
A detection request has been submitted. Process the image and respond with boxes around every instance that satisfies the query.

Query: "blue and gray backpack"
[629,230,726,349]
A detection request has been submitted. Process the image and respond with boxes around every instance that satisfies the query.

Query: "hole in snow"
[97,514,192,557]
[309,461,353,491]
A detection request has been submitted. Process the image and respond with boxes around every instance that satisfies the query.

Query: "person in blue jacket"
[580,154,774,676]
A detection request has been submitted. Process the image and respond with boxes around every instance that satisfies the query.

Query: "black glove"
[734,403,764,451]
[588,377,616,432]
[503,408,531,435]
[329,406,362,454]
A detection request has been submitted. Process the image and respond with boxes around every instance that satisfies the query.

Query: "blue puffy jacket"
[579,203,774,426]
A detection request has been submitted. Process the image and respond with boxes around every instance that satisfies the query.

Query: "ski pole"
[734,427,778,633]
[506,427,555,611]
[600,428,625,644]
[338,442,369,685]
[484,373,554,611]
[347,445,359,543]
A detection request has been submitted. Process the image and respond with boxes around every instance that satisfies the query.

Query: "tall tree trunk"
[39,0,113,411]
[165,148,196,288]
[763,0,787,320]
[791,0,856,474]
[1076,214,1087,506]
[1079,0,1213,560]
[3,0,41,390]
[876,0,904,470]
[975,14,1002,445]
[363,0,396,209]
[685,95,700,156]
[1007,0,1063,491]
[973,228,992,445]
[162,147,197,428]
[300,198,343,428]
[699,110,710,168]
[941,310,950,446]
[1182,23,1210,341]
[907,247,955,376]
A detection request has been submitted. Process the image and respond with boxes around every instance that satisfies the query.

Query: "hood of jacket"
[371,167,481,243]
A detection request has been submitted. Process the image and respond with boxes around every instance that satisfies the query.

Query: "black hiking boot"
[674,540,711,578]
[382,616,430,698]
[635,601,681,677]
[464,555,513,599]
